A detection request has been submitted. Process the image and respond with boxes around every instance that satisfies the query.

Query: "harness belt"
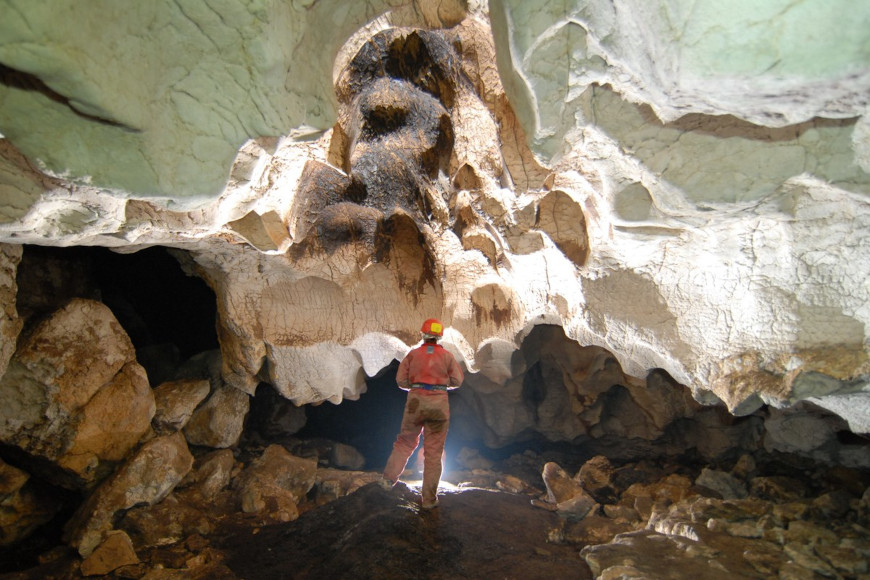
[411,383,449,391]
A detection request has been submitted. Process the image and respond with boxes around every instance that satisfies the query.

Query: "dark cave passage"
[246,362,411,470]
[16,244,219,385]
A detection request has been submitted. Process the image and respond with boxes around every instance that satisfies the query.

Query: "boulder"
[0,458,61,545]
[152,379,211,434]
[750,476,808,502]
[576,455,616,503]
[0,244,22,379]
[58,362,155,482]
[178,448,237,500]
[542,462,583,505]
[564,513,635,546]
[247,383,307,439]
[64,432,194,557]
[313,468,381,505]
[119,494,214,550]
[79,530,139,577]
[696,468,748,500]
[0,298,152,487]
[541,461,597,519]
[184,384,249,448]
[329,442,365,471]
[233,444,317,521]
[620,474,696,520]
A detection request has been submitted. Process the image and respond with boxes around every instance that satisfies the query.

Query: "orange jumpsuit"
[383,341,464,506]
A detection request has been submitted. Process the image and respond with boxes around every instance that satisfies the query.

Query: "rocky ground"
[219,483,590,580]
[1,445,868,579]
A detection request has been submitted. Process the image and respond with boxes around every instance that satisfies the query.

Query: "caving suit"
[383,340,464,506]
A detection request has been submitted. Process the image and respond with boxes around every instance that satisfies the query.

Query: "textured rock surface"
[0,0,468,203]
[64,432,194,557]
[177,448,236,501]
[2,4,868,578]
[0,298,153,487]
[183,383,249,449]
[0,244,22,379]
[152,379,211,435]
[0,457,61,546]
[3,442,868,579]
[0,3,868,446]
[233,444,317,521]
[78,530,139,577]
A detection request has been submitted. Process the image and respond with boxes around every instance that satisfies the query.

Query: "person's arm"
[396,352,413,390]
[446,354,464,389]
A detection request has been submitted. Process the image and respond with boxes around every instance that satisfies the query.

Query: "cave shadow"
[15,244,219,386]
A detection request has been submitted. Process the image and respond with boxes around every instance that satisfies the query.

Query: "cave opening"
[15,244,219,385]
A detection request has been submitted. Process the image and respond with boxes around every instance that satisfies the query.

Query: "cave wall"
[0,2,868,441]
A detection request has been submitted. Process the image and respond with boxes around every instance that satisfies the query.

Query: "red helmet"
[420,318,444,337]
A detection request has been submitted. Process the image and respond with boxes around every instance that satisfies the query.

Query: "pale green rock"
[0,155,43,223]
[489,0,870,166]
[0,0,407,203]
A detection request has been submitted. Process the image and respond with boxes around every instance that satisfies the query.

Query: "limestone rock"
[620,474,696,520]
[64,432,194,557]
[563,513,634,546]
[0,1,471,201]
[542,462,583,505]
[119,494,214,550]
[80,530,139,577]
[0,4,868,450]
[233,444,317,521]
[695,468,748,500]
[541,461,597,519]
[816,544,869,576]
[58,361,155,481]
[750,476,808,503]
[0,298,152,487]
[329,442,365,471]
[183,384,249,449]
[0,458,61,545]
[0,244,22,379]
[152,379,211,434]
[582,528,744,579]
[247,384,307,439]
[178,448,236,500]
[576,455,616,504]
[13,298,135,411]
[312,468,381,505]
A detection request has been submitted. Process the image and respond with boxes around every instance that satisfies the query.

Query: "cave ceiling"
[0,0,868,431]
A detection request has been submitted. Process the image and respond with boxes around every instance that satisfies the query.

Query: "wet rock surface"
[218,482,591,580]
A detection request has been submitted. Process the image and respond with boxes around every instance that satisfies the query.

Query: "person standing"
[381,318,464,509]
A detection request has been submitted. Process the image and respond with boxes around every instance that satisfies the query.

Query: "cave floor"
[216,482,592,580]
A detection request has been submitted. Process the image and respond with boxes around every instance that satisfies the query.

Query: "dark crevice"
[0,62,140,132]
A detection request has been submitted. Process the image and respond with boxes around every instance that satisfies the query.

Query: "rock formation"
[0,0,868,577]
[1,1,867,432]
